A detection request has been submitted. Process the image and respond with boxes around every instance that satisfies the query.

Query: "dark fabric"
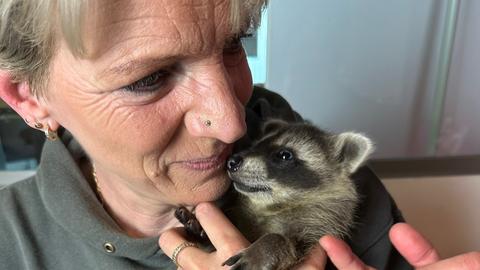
[0,131,174,269]
[346,167,411,269]
[0,86,412,269]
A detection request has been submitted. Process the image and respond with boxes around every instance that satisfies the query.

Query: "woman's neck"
[91,166,184,238]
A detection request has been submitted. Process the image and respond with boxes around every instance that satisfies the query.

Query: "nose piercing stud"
[205,120,212,127]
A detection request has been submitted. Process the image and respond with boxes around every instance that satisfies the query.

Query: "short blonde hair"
[0,0,267,96]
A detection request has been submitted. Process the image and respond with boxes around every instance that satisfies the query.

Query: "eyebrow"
[98,26,246,80]
[100,56,179,78]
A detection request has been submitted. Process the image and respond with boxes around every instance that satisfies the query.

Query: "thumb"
[389,223,440,268]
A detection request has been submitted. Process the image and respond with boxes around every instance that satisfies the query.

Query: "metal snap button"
[103,242,116,253]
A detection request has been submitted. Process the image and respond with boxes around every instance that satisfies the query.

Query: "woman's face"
[42,0,253,205]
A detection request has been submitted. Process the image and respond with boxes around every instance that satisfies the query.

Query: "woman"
[0,0,478,269]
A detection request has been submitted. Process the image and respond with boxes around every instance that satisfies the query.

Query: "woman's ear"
[0,71,58,131]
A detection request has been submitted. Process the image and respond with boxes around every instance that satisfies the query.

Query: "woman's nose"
[184,63,248,143]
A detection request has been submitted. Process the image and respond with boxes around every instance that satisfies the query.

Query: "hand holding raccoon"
[160,202,329,269]
[172,119,374,269]
[320,222,480,270]
[160,202,253,269]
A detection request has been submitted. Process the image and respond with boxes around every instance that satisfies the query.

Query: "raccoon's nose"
[227,155,243,172]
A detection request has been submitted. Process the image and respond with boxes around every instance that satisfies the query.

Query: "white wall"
[438,0,480,156]
[265,0,446,158]
[382,175,480,258]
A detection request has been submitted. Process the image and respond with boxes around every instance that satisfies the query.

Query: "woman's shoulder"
[0,175,42,253]
[0,175,40,214]
[0,174,37,195]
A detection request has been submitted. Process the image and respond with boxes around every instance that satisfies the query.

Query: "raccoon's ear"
[334,132,374,174]
[261,118,288,136]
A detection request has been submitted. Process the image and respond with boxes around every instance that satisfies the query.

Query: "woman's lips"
[175,145,232,171]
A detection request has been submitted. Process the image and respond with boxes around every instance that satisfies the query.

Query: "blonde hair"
[0,0,267,96]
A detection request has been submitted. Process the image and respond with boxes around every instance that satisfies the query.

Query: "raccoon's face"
[227,119,373,206]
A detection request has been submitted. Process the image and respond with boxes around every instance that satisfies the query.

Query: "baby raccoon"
[176,119,373,270]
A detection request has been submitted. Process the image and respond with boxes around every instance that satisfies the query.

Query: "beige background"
[383,175,480,258]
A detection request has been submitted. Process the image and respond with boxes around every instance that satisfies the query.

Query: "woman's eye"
[121,70,171,94]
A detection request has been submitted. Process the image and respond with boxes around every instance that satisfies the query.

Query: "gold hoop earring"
[44,125,58,141]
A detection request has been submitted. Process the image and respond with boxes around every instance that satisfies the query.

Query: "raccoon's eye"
[277,149,294,161]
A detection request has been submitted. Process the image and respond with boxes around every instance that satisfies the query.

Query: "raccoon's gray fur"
[174,118,374,269]
[221,118,374,270]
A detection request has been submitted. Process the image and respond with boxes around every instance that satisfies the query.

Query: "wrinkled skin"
[2,1,479,269]
[5,0,253,238]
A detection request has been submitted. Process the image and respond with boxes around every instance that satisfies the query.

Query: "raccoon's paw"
[174,206,208,242]
[222,250,265,270]
[222,233,297,270]
[222,252,246,270]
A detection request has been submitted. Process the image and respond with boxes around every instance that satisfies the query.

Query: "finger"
[320,235,374,270]
[294,243,327,270]
[159,227,207,270]
[389,223,440,267]
[420,252,480,270]
[194,202,250,252]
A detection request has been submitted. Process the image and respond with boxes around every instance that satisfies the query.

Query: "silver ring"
[171,241,197,267]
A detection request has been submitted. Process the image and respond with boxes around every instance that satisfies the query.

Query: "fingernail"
[194,202,213,216]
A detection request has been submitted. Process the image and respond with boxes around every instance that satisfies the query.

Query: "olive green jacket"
[0,87,411,269]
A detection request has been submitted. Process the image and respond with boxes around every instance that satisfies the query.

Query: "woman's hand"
[159,202,329,269]
[161,208,480,270]
[159,202,250,269]
[319,222,480,270]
